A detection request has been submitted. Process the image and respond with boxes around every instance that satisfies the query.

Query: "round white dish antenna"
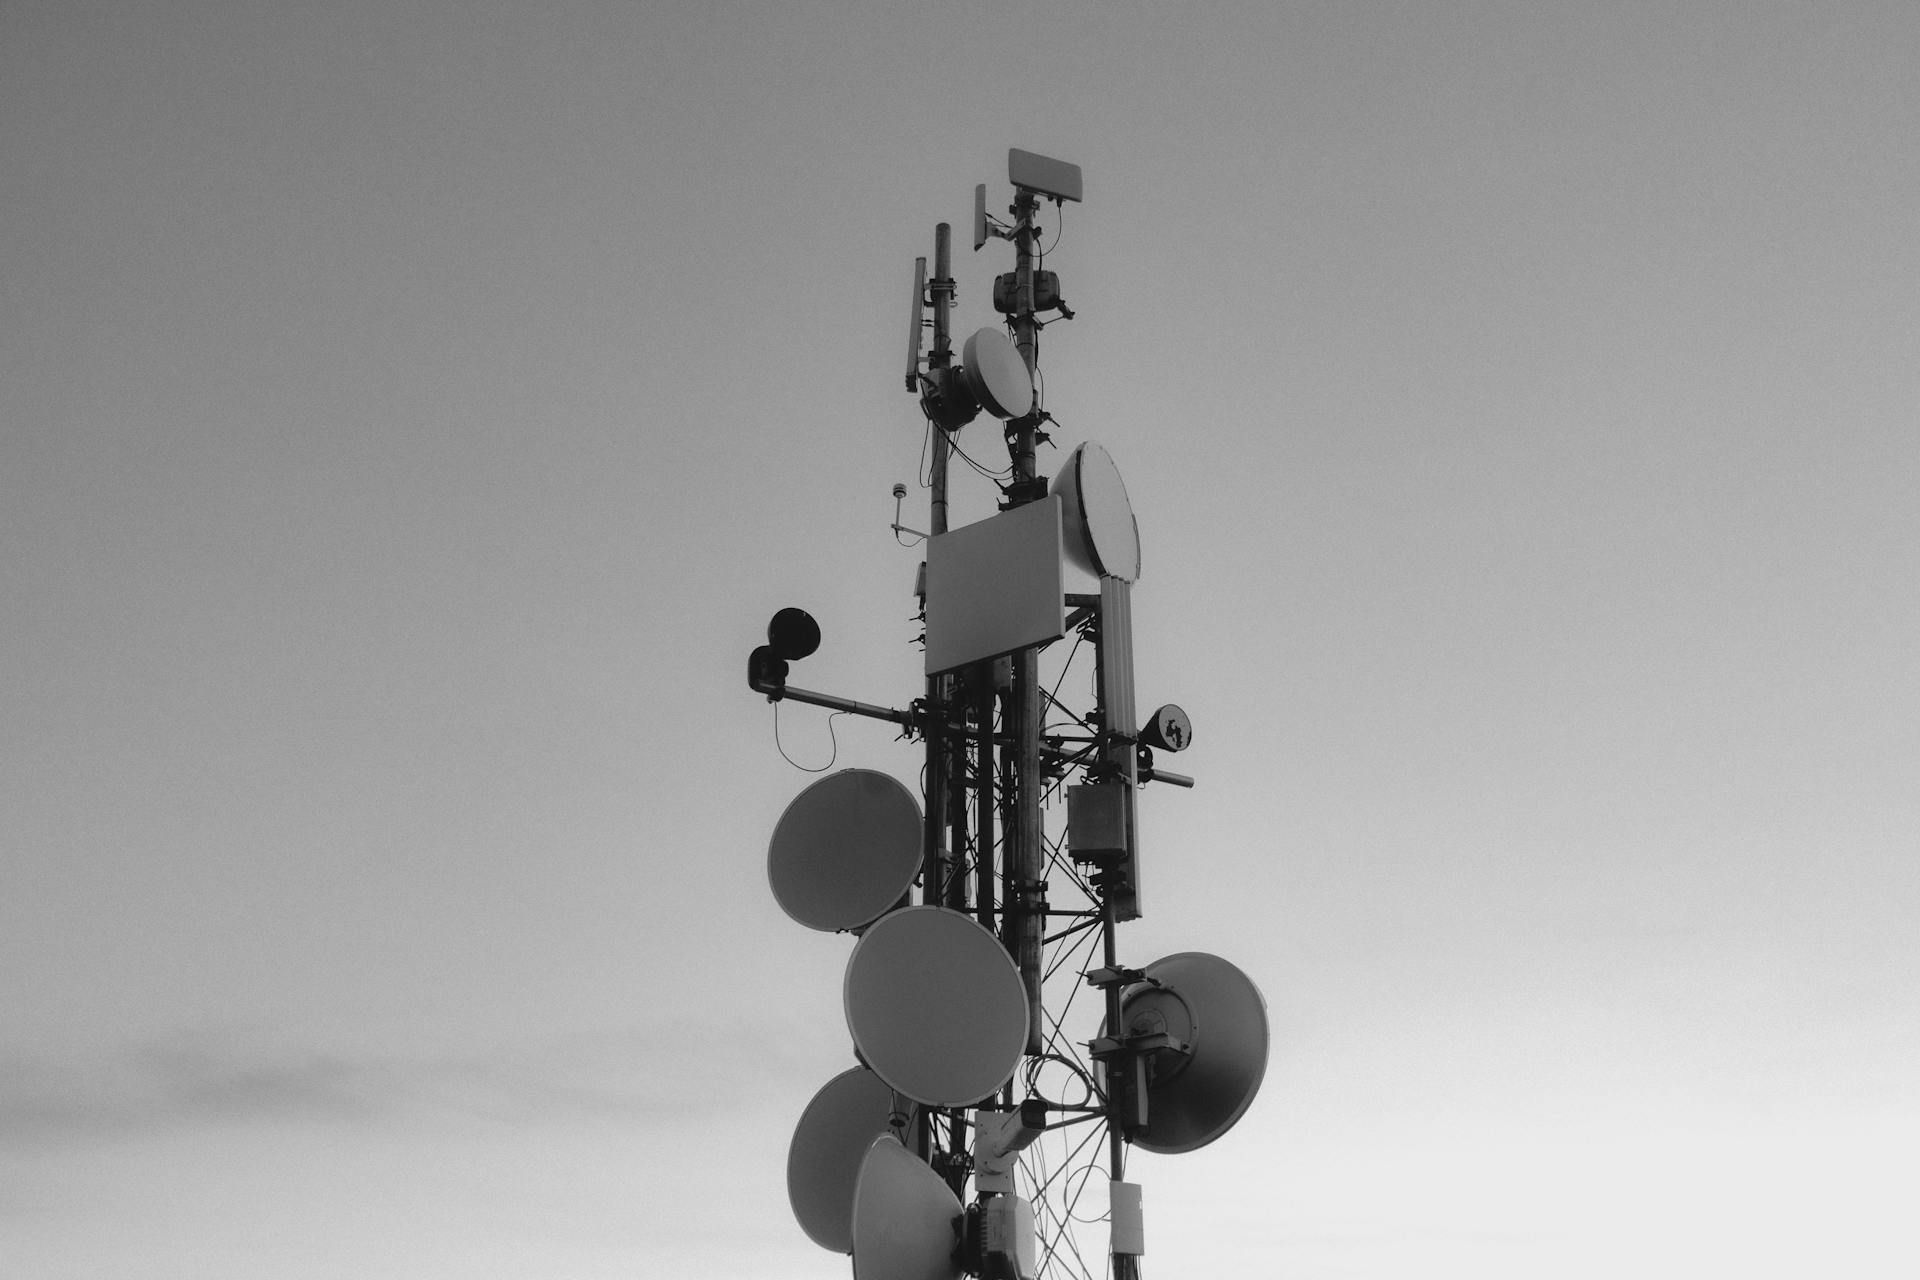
[787,1067,914,1253]
[1106,951,1268,1153]
[960,327,1034,420]
[768,770,922,933]
[1051,441,1140,582]
[851,1134,963,1280]
[843,906,1030,1107]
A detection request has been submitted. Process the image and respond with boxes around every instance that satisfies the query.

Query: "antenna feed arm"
[1083,965,1149,989]
[774,683,918,731]
[1136,744,1195,788]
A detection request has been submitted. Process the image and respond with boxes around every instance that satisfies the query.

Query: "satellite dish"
[851,1135,963,1280]
[787,1067,914,1253]
[844,906,1030,1107]
[960,327,1034,420]
[1051,442,1141,582]
[1107,952,1268,1154]
[768,770,922,933]
[921,328,1033,430]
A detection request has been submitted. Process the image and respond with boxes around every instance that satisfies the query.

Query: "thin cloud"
[0,1015,826,1144]
[0,1034,384,1142]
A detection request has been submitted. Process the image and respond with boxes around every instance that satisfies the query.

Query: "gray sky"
[4,2,1916,1276]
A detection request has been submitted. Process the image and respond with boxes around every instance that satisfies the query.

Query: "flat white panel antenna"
[1008,148,1083,203]
[923,496,1065,675]
[905,256,926,391]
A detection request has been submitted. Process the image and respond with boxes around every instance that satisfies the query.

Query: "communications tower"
[747,149,1269,1280]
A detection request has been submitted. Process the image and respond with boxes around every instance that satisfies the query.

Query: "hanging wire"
[1039,925,1104,1073]
[1022,1118,1108,1278]
[1047,629,1087,710]
[1043,832,1098,902]
[1061,1154,1110,1225]
[771,702,846,773]
[918,411,935,488]
[1041,912,1103,985]
[1022,1143,1072,1280]
[949,427,1013,481]
[1023,1053,1097,1112]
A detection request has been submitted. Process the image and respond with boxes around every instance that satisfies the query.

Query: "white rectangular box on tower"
[924,496,1065,675]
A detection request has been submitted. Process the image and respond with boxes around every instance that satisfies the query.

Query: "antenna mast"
[923,223,961,913]
[998,181,1047,1055]
[749,148,1266,1280]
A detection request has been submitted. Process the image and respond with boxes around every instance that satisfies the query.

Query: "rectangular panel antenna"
[924,497,1065,675]
[905,256,926,391]
[973,184,988,250]
[1007,148,1082,203]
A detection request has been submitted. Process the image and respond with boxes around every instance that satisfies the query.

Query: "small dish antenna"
[922,327,1033,430]
[767,607,821,661]
[843,906,1030,1107]
[1140,703,1193,752]
[787,1066,915,1253]
[1051,441,1141,582]
[1104,952,1269,1153]
[768,770,922,933]
[748,607,823,701]
[851,1135,964,1280]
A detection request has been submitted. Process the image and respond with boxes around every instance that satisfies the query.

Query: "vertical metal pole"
[1092,595,1141,1280]
[915,227,959,1174]
[1002,188,1046,1053]
[923,225,962,911]
[1102,896,1138,1280]
[928,226,954,538]
[1100,578,1141,921]
[974,666,996,932]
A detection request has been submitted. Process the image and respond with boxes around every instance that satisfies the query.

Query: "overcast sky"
[4,2,1917,1277]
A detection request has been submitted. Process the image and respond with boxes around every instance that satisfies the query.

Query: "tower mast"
[923,223,962,913]
[1000,185,1047,1052]
[751,148,1265,1280]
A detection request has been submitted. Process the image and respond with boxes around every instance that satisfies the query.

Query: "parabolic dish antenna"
[787,1067,914,1253]
[768,769,922,933]
[851,1135,963,1280]
[1051,441,1140,582]
[844,906,1030,1107]
[960,327,1035,421]
[1106,951,1268,1154]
